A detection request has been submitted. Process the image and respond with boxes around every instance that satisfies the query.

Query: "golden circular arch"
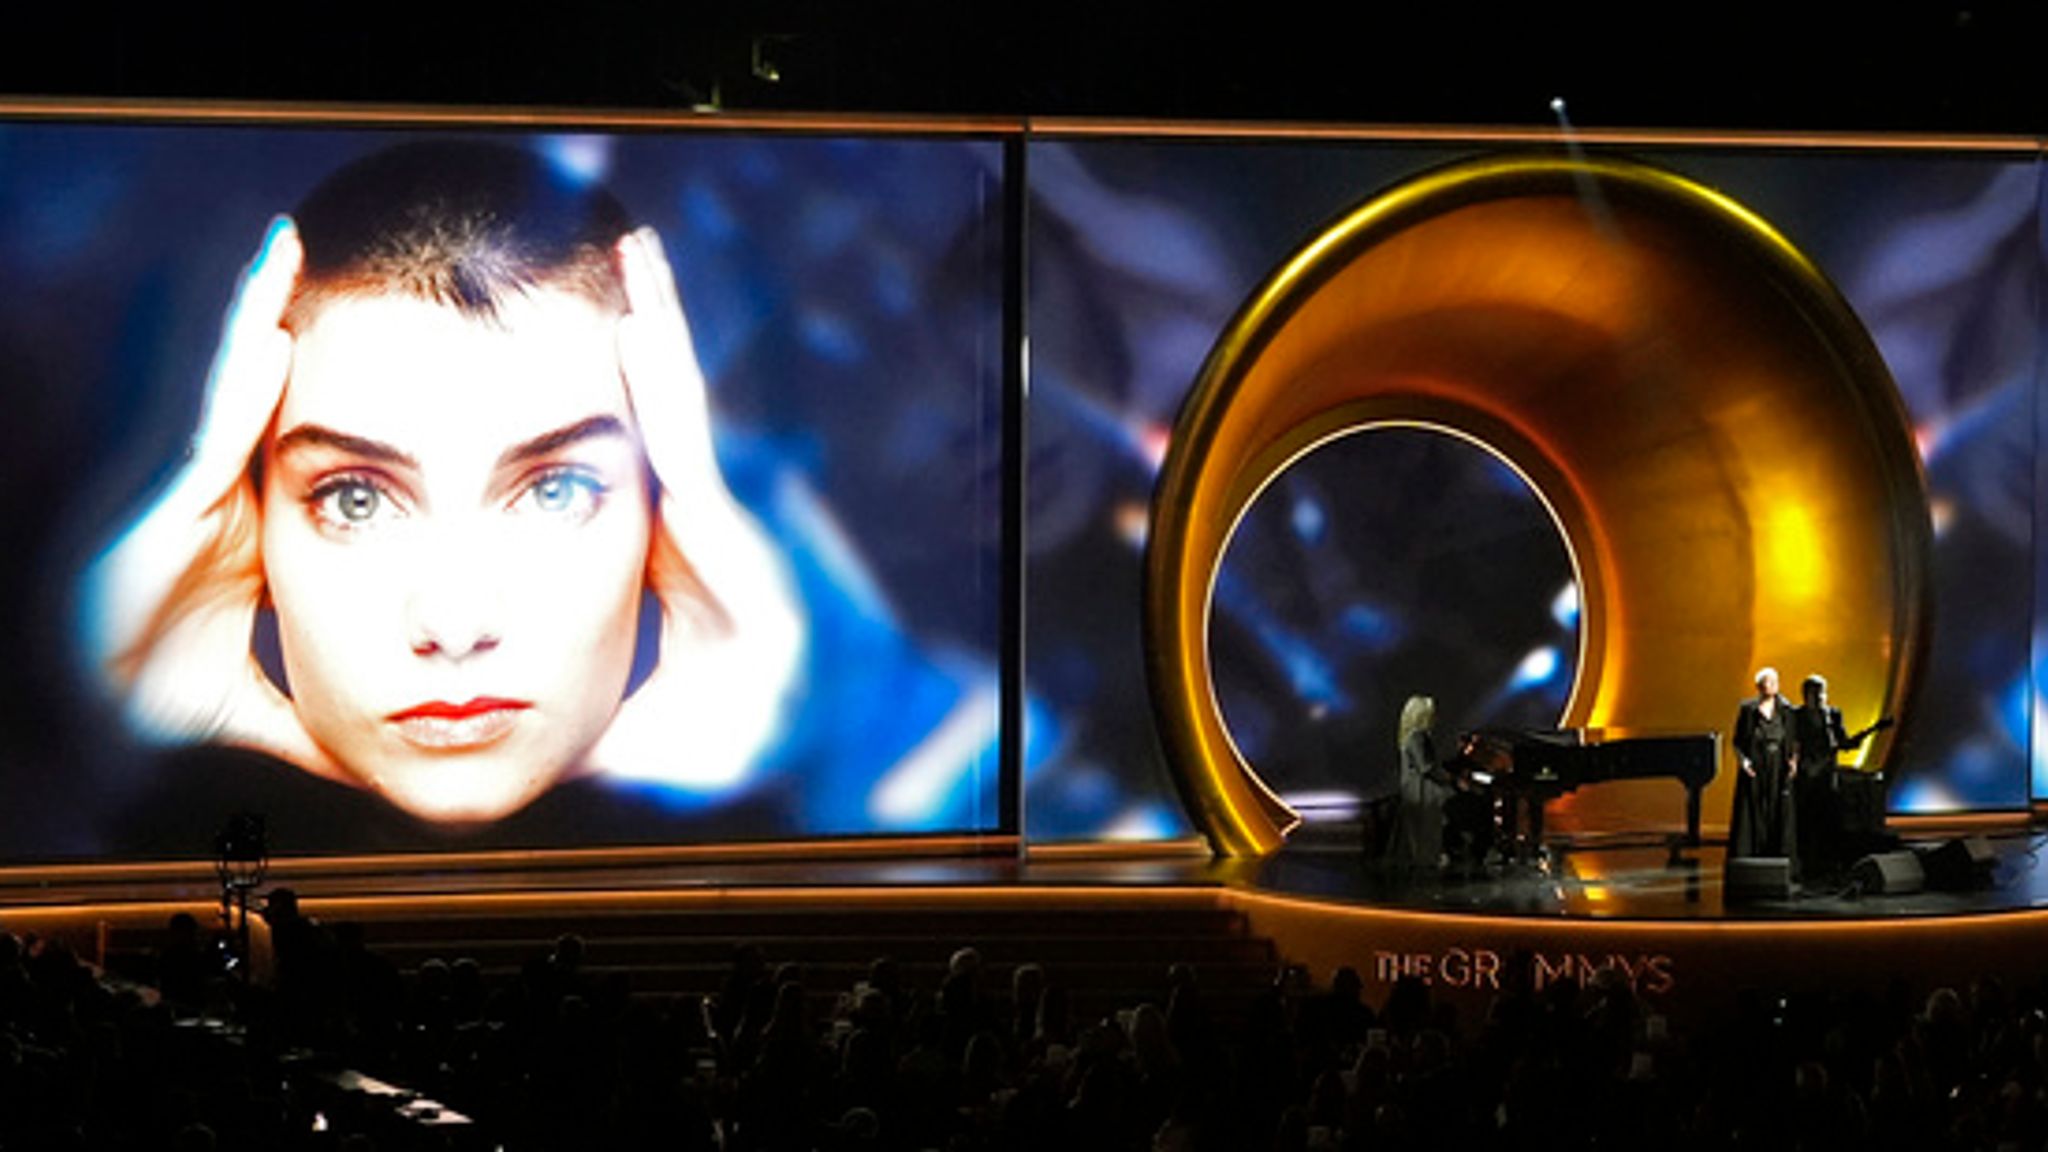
[1143,154,1932,857]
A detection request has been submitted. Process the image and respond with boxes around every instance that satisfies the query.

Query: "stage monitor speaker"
[1919,836,1996,891]
[1849,850,1925,896]
[1726,856,1793,900]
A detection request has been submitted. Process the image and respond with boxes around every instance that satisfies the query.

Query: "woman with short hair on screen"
[85,142,802,829]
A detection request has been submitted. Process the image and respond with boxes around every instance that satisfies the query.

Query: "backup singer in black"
[1795,673,1891,875]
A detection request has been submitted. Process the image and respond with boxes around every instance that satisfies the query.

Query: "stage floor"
[1234,822,2048,920]
[2,819,2044,924]
[6,820,2048,1023]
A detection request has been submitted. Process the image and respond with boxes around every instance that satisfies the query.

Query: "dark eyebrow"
[271,424,418,470]
[496,415,630,469]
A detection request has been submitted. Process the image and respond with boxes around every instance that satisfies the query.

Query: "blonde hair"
[1398,694,1436,746]
[107,475,265,711]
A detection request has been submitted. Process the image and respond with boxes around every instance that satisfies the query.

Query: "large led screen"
[1023,138,2041,840]
[0,119,1006,859]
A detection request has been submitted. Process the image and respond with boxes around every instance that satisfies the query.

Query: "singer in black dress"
[1731,667,1798,865]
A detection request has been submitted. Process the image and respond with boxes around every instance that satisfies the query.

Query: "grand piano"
[1457,728,1721,859]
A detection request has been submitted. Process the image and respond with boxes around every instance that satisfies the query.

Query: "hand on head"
[587,228,803,787]
[88,221,339,779]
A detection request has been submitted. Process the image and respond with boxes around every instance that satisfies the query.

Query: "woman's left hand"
[589,228,803,787]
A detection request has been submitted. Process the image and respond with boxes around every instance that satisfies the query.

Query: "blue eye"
[308,477,396,532]
[519,469,605,521]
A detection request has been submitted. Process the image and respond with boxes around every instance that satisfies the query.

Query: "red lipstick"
[389,698,532,722]
[388,698,531,750]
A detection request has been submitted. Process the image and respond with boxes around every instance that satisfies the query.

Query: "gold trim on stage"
[1146,154,1931,857]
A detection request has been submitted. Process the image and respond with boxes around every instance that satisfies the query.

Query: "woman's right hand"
[85,220,337,777]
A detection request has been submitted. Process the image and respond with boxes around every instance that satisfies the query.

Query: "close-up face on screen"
[0,122,1006,860]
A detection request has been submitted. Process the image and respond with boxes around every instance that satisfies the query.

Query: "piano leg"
[1664,784,1706,869]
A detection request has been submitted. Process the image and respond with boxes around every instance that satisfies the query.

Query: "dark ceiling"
[6,6,2045,134]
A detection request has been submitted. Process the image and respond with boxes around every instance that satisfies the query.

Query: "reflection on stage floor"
[1239,818,2048,920]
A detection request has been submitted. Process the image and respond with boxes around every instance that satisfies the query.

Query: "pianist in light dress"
[1387,694,1455,867]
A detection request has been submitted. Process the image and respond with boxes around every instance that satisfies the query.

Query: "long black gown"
[1730,694,1797,863]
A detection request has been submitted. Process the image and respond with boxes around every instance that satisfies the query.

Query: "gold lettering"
[1608,953,1643,989]
[1440,948,1471,987]
[1641,954,1675,995]
[1472,949,1501,990]
[1369,945,1668,996]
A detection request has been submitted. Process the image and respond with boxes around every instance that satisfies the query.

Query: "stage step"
[331,903,1256,942]
[102,890,1284,1024]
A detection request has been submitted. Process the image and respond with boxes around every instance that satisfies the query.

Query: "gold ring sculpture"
[1144,154,1932,857]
